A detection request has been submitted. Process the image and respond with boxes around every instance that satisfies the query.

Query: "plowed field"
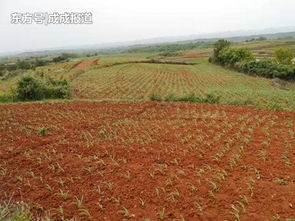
[1,101,295,220]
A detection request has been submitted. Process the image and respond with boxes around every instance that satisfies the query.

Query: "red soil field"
[0,101,294,220]
[72,58,99,70]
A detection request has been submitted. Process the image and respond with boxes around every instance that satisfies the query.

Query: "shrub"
[13,76,71,101]
[218,48,254,66]
[208,40,295,80]
[257,36,267,41]
[149,93,162,101]
[202,93,221,104]
[34,58,49,67]
[236,60,295,80]
[210,39,295,80]
[14,76,44,101]
[209,40,254,66]
[43,78,71,99]
[275,48,294,65]
[0,64,6,76]
[52,53,77,63]
[16,60,35,70]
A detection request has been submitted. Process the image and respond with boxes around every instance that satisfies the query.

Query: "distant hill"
[1,27,294,58]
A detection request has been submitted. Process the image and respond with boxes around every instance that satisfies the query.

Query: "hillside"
[1,39,294,110]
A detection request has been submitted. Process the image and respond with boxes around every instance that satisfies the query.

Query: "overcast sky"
[0,0,295,53]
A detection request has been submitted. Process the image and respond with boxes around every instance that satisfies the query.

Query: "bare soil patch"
[71,58,99,70]
[0,101,294,220]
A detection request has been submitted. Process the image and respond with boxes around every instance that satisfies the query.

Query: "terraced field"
[67,59,295,110]
[1,40,294,110]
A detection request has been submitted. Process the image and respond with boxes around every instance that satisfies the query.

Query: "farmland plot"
[0,101,294,220]
[70,60,295,110]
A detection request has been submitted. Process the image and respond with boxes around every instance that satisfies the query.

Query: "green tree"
[210,39,231,63]
[257,36,267,41]
[0,64,5,76]
[52,53,78,63]
[16,60,34,70]
[275,48,294,65]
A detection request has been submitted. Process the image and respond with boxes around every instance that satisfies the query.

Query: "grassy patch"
[0,201,33,221]
[151,93,221,104]
[226,98,256,106]
[149,93,163,101]
[0,94,13,103]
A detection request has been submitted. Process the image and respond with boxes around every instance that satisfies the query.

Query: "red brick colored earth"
[71,58,99,70]
[0,101,294,220]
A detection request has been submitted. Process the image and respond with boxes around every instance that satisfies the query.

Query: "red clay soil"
[71,58,99,70]
[0,101,295,220]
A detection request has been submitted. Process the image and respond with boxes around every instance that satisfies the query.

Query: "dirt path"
[71,58,99,70]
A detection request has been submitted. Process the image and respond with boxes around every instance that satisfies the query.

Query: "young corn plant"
[229,204,240,221]
[208,190,216,199]
[57,205,64,217]
[209,181,218,192]
[16,176,24,184]
[0,167,8,176]
[258,150,267,162]
[194,202,204,213]
[253,168,261,180]
[167,189,180,203]
[271,214,280,221]
[38,127,47,136]
[118,207,135,219]
[79,208,92,220]
[57,189,69,201]
[275,178,288,185]
[236,200,246,213]
[74,196,84,209]
[239,195,249,205]
[215,170,228,182]
[97,202,104,211]
[56,178,65,187]
[157,208,167,221]
[247,183,255,197]
[123,171,131,180]
[139,198,145,207]
[46,184,53,192]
